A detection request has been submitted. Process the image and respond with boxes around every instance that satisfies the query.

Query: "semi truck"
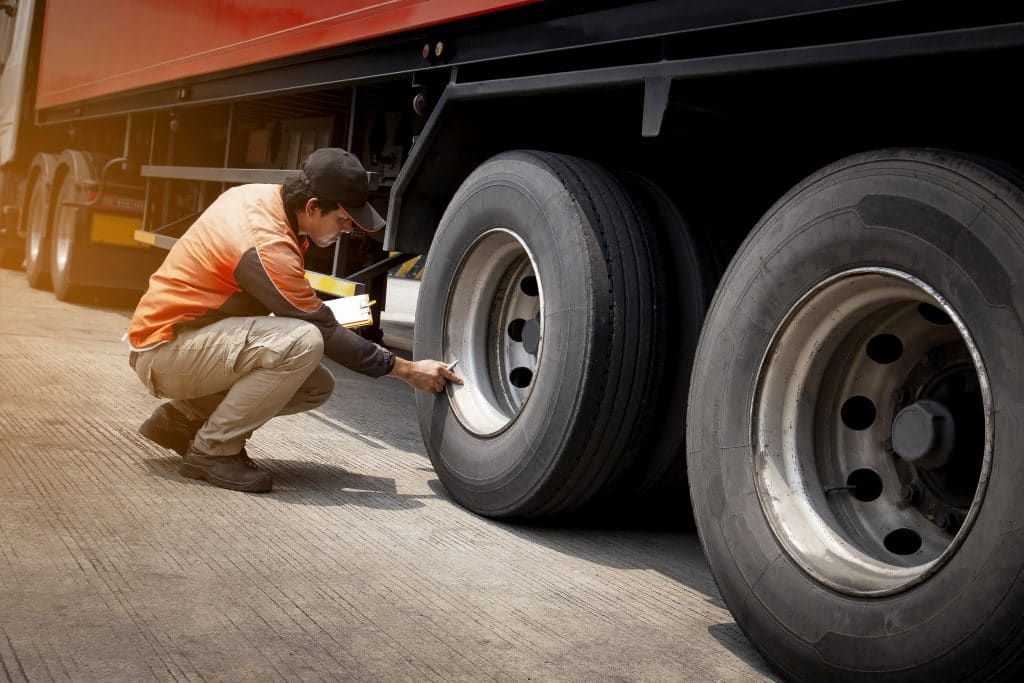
[2,1,1023,679]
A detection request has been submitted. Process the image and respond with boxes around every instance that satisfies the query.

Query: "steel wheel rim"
[753,268,992,597]
[444,228,543,437]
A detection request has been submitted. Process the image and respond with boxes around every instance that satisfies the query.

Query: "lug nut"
[900,483,924,505]
[938,510,963,534]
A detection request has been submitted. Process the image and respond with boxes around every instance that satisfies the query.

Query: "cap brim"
[343,202,386,232]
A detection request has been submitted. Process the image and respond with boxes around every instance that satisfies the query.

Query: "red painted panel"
[36,0,541,110]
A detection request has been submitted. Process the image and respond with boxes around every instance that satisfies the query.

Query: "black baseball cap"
[301,148,386,232]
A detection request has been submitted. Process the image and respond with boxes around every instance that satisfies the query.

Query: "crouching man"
[127,148,460,492]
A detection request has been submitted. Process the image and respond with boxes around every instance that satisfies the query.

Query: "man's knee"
[271,321,325,371]
[293,322,325,359]
[306,364,335,407]
[288,364,334,413]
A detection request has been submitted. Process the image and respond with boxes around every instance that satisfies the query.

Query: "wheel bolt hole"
[883,528,922,556]
[841,396,876,430]
[509,367,533,388]
[520,276,539,297]
[846,468,883,502]
[918,302,952,325]
[507,318,525,342]
[866,333,904,364]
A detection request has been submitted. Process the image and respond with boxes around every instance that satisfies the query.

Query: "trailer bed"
[35,0,540,109]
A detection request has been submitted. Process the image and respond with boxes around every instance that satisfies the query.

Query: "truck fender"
[385,88,466,255]
[56,149,101,194]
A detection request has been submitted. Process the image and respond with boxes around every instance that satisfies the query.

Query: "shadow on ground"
[142,455,437,510]
[709,622,772,672]
[59,286,143,318]
[421,475,772,669]
[425,477,725,605]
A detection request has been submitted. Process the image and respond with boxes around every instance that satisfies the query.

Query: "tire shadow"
[64,288,143,319]
[423,476,773,671]
[425,477,720,599]
[708,622,778,679]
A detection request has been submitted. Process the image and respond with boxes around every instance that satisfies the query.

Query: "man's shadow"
[143,456,436,510]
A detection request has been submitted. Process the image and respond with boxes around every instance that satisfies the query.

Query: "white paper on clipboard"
[324,293,374,329]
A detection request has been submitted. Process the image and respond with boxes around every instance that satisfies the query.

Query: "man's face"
[299,200,353,248]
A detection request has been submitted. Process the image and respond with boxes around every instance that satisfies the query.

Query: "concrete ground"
[0,268,774,682]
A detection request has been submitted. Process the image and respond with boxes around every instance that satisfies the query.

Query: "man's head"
[281,148,385,246]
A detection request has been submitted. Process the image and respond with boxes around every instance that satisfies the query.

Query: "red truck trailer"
[2,1,1024,679]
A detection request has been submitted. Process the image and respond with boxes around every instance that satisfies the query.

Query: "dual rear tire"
[418,147,1024,679]
[22,151,109,301]
[414,151,714,516]
[49,162,91,301]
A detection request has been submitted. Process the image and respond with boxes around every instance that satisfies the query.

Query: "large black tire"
[23,171,52,290]
[50,152,96,302]
[615,173,717,497]
[688,149,1024,681]
[414,151,666,518]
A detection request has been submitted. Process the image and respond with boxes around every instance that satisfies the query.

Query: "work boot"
[139,403,204,456]
[179,446,273,493]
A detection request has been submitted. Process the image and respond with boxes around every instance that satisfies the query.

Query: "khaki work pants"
[131,316,334,456]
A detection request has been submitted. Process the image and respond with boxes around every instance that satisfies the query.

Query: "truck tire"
[615,172,716,498]
[687,149,1024,681]
[414,151,665,518]
[23,170,53,290]
[50,151,97,301]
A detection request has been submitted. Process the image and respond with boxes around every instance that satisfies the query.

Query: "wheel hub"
[442,229,543,437]
[892,399,955,470]
[753,268,991,596]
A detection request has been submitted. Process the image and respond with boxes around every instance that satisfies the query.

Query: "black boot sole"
[179,462,273,493]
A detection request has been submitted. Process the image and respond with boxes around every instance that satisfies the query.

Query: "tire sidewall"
[689,150,1024,679]
[50,171,85,300]
[24,175,51,288]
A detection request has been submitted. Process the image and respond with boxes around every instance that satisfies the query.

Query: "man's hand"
[388,356,464,393]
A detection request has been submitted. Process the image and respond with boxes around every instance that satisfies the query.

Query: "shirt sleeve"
[233,239,395,378]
